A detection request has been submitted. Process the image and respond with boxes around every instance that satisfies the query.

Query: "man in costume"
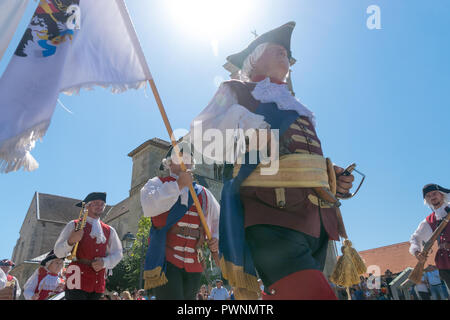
[188,21,354,300]
[54,192,123,300]
[0,259,21,299]
[409,184,450,291]
[23,250,65,300]
[140,147,220,300]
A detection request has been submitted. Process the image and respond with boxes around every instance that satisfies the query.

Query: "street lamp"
[121,232,136,255]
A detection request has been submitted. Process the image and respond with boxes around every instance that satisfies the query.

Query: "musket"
[406,206,450,284]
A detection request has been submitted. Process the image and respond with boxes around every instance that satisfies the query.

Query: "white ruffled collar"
[251,78,316,126]
[86,216,107,244]
[435,202,450,220]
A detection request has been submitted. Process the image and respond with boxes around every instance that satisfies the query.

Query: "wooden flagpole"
[147,79,220,267]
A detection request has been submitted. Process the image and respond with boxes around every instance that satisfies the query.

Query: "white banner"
[0,0,152,173]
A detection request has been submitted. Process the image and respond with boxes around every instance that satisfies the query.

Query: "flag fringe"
[219,256,260,300]
[143,267,168,290]
[61,80,148,96]
[0,120,50,173]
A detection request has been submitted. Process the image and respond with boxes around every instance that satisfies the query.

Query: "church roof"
[127,137,171,158]
[103,197,130,223]
[35,192,113,224]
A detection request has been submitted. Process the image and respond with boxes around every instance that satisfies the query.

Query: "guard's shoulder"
[221,79,248,90]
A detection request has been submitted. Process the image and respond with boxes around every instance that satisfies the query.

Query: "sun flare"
[165,0,254,39]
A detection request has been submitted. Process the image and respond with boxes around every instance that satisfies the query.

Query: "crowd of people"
[100,289,151,300]
[195,279,236,300]
[330,267,450,300]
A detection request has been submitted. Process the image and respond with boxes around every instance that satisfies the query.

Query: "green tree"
[106,216,152,293]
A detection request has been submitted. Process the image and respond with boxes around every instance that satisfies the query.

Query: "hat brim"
[226,21,296,70]
[423,184,450,198]
[75,192,107,207]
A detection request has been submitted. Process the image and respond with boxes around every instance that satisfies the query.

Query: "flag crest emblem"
[15,0,81,58]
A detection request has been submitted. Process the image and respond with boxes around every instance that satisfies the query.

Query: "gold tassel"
[343,239,367,275]
[330,239,367,300]
[143,267,168,290]
[219,256,260,300]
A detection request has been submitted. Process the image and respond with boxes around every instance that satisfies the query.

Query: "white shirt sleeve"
[204,188,220,239]
[189,83,269,163]
[102,226,123,270]
[54,221,76,259]
[409,219,433,256]
[141,177,186,217]
[0,268,6,289]
[14,277,21,298]
[23,269,39,300]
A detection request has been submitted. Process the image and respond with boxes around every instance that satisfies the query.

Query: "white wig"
[240,42,271,82]
[424,191,450,209]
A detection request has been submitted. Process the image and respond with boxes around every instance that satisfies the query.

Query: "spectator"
[424,265,447,300]
[409,285,419,300]
[257,278,266,300]
[196,285,209,300]
[111,291,121,300]
[352,284,365,300]
[384,269,394,299]
[229,287,235,300]
[415,276,431,300]
[0,259,21,299]
[209,279,229,300]
[121,290,133,300]
[134,289,146,300]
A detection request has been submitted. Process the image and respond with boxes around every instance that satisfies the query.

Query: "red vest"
[426,212,450,269]
[151,176,207,273]
[34,267,63,300]
[66,220,111,293]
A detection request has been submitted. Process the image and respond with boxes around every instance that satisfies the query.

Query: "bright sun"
[165,0,254,39]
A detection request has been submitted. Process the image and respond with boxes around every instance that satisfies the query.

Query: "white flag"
[0,0,152,173]
[0,0,30,61]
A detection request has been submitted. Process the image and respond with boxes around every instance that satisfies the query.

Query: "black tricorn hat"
[423,184,450,198]
[0,259,15,267]
[75,192,107,207]
[159,142,194,171]
[40,250,63,267]
[226,21,296,70]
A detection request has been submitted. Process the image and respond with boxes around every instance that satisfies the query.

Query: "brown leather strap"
[169,225,201,239]
[75,258,93,265]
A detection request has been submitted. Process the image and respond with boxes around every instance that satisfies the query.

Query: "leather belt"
[75,258,94,265]
[170,225,201,239]
[439,243,450,250]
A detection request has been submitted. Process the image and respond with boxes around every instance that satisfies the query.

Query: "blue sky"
[1,0,449,260]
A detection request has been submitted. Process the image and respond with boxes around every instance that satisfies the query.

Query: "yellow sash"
[237,153,332,189]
